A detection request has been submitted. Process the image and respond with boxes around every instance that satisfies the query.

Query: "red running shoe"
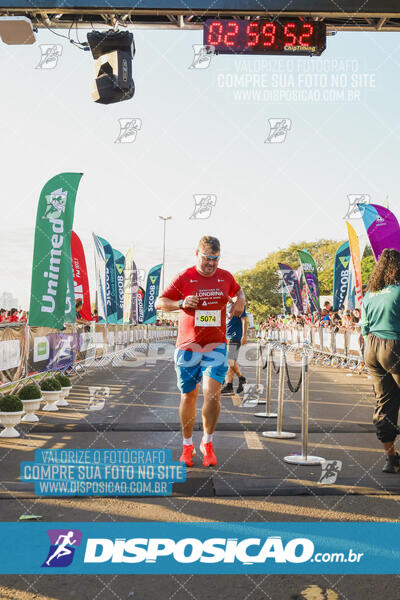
[200,439,217,467]
[179,444,196,467]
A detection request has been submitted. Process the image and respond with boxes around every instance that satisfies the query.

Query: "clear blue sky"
[1,26,400,307]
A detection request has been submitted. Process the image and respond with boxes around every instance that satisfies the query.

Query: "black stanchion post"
[254,343,277,419]
[284,348,324,465]
[262,345,295,439]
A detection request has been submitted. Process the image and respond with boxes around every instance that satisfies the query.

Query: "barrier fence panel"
[264,325,363,365]
[0,322,178,390]
[347,330,362,358]
[28,325,58,375]
[334,329,347,358]
[313,328,322,352]
[107,325,116,354]
[0,324,27,384]
[75,323,97,365]
[95,324,106,359]
[47,324,76,372]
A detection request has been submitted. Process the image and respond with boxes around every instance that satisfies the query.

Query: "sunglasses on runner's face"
[199,252,220,261]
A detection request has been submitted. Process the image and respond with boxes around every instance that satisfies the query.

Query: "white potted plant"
[40,377,62,411]
[0,394,25,437]
[18,383,42,422]
[54,373,72,406]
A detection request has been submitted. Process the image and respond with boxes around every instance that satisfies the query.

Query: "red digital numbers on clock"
[299,23,314,46]
[246,22,259,47]
[224,21,239,46]
[261,22,276,47]
[207,21,224,45]
[203,18,325,56]
[283,22,297,46]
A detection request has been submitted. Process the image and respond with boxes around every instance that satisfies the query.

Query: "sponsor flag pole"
[297,249,320,313]
[95,236,118,324]
[137,286,145,324]
[143,265,162,324]
[358,203,400,260]
[278,263,303,315]
[71,231,91,320]
[346,222,365,307]
[332,242,351,312]
[113,249,125,324]
[28,173,83,329]
[92,233,107,323]
[123,246,135,324]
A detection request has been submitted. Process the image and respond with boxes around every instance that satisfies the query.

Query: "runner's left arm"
[229,288,245,317]
[241,314,248,345]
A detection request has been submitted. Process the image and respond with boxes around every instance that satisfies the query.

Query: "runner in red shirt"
[155,236,245,468]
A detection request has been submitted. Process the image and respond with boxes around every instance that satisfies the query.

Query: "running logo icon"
[319,460,342,485]
[87,386,110,411]
[42,189,68,220]
[36,44,63,69]
[344,194,371,219]
[242,384,263,407]
[265,119,291,143]
[42,529,82,567]
[189,195,217,219]
[189,45,215,69]
[115,118,142,143]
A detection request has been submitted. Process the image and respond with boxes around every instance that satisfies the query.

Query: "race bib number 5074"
[195,310,221,327]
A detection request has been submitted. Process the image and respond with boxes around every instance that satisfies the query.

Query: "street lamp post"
[158,216,172,293]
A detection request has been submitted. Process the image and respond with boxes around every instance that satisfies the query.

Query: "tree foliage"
[235,239,376,321]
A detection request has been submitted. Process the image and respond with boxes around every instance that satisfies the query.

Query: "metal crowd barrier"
[259,326,365,373]
[0,322,178,389]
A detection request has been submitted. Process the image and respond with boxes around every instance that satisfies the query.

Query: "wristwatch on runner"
[178,299,184,309]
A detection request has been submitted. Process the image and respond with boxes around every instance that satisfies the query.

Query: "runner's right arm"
[155,272,199,311]
[155,296,199,311]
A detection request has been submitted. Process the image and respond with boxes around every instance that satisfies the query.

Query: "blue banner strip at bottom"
[1,522,399,574]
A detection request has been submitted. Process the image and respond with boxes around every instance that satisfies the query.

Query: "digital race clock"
[203,18,326,56]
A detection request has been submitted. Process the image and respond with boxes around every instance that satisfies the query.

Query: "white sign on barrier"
[349,333,361,352]
[323,330,333,354]
[80,333,90,352]
[33,336,50,362]
[95,332,104,347]
[0,339,20,370]
[335,333,345,353]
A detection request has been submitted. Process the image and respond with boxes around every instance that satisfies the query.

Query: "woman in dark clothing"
[362,249,400,473]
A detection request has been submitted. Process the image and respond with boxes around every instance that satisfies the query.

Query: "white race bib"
[195,310,221,327]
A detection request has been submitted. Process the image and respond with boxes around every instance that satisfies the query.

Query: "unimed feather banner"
[29,173,83,329]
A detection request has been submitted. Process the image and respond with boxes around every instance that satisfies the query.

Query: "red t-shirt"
[161,266,241,351]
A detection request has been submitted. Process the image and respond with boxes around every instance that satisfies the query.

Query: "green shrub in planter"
[0,395,23,412]
[18,384,42,401]
[55,374,71,388]
[40,378,62,392]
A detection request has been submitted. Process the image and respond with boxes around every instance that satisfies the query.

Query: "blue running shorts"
[174,343,228,393]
